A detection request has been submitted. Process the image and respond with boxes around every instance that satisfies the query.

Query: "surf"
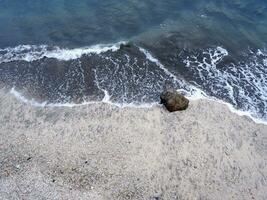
[1,42,266,125]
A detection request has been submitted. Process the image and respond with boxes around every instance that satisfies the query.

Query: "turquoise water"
[0,0,266,48]
[0,0,267,123]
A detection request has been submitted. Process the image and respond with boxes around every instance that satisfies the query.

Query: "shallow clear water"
[0,0,266,122]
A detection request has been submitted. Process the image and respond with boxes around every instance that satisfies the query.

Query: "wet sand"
[0,89,266,200]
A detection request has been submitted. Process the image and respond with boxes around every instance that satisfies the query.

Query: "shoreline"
[0,89,266,199]
[1,41,266,125]
[10,87,267,126]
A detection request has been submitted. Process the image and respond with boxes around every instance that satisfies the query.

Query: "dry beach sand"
[0,88,266,200]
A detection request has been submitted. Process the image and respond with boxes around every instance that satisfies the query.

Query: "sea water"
[0,0,266,123]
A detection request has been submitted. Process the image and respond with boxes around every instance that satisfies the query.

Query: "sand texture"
[0,89,266,200]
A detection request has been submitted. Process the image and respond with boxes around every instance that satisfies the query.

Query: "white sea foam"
[218,99,267,125]
[139,47,208,100]
[10,88,47,107]
[184,46,267,124]
[6,44,267,125]
[10,87,157,109]
[187,88,267,125]
[10,86,267,125]
[139,47,179,81]
[0,42,126,63]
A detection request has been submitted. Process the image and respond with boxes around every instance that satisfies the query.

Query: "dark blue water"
[0,0,266,122]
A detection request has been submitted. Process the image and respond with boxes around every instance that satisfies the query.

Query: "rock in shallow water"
[160,90,189,112]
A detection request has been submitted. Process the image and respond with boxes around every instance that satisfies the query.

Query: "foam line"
[184,46,267,124]
[186,88,267,125]
[9,87,157,109]
[10,88,47,107]
[139,47,179,81]
[0,41,126,63]
[10,87,267,125]
[6,44,267,125]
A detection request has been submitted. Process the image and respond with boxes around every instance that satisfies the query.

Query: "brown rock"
[160,89,189,112]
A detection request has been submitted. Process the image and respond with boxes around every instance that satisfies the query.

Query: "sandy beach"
[0,88,266,200]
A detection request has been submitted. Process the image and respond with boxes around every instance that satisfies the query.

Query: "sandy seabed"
[0,89,266,200]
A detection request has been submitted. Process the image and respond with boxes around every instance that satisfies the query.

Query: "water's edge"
[1,41,266,125]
